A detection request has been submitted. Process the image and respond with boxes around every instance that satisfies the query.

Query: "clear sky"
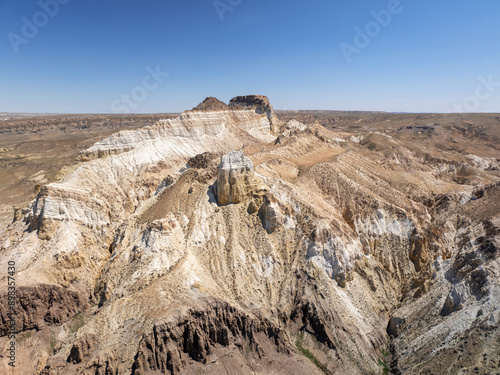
[0,0,499,113]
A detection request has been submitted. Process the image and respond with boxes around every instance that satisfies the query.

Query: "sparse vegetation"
[17,330,32,342]
[245,341,252,355]
[378,348,390,375]
[69,313,85,334]
[49,335,58,355]
[295,332,329,374]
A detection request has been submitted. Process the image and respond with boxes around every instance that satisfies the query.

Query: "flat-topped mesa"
[229,95,281,133]
[229,95,273,114]
[190,95,273,114]
[215,151,268,206]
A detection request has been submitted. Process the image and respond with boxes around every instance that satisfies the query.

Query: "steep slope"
[0,98,499,375]
[0,114,179,233]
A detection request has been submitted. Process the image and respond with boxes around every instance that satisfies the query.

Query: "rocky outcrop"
[386,203,500,374]
[258,193,287,233]
[229,95,273,115]
[230,95,281,133]
[187,152,222,169]
[305,225,361,288]
[274,120,308,144]
[26,184,109,235]
[40,299,326,375]
[215,151,268,206]
[0,284,87,336]
[190,97,231,112]
[131,299,291,375]
[66,334,98,364]
[408,231,429,272]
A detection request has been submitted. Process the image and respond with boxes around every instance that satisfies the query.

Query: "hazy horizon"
[2,106,500,116]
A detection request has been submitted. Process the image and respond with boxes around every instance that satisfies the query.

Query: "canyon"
[0,96,499,374]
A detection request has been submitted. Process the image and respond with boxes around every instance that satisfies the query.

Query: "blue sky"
[0,0,499,113]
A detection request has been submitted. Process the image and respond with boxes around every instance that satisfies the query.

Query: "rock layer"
[229,95,281,133]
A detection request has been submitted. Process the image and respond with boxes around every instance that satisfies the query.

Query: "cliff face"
[229,95,273,114]
[215,150,268,206]
[229,95,281,133]
[0,99,499,375]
